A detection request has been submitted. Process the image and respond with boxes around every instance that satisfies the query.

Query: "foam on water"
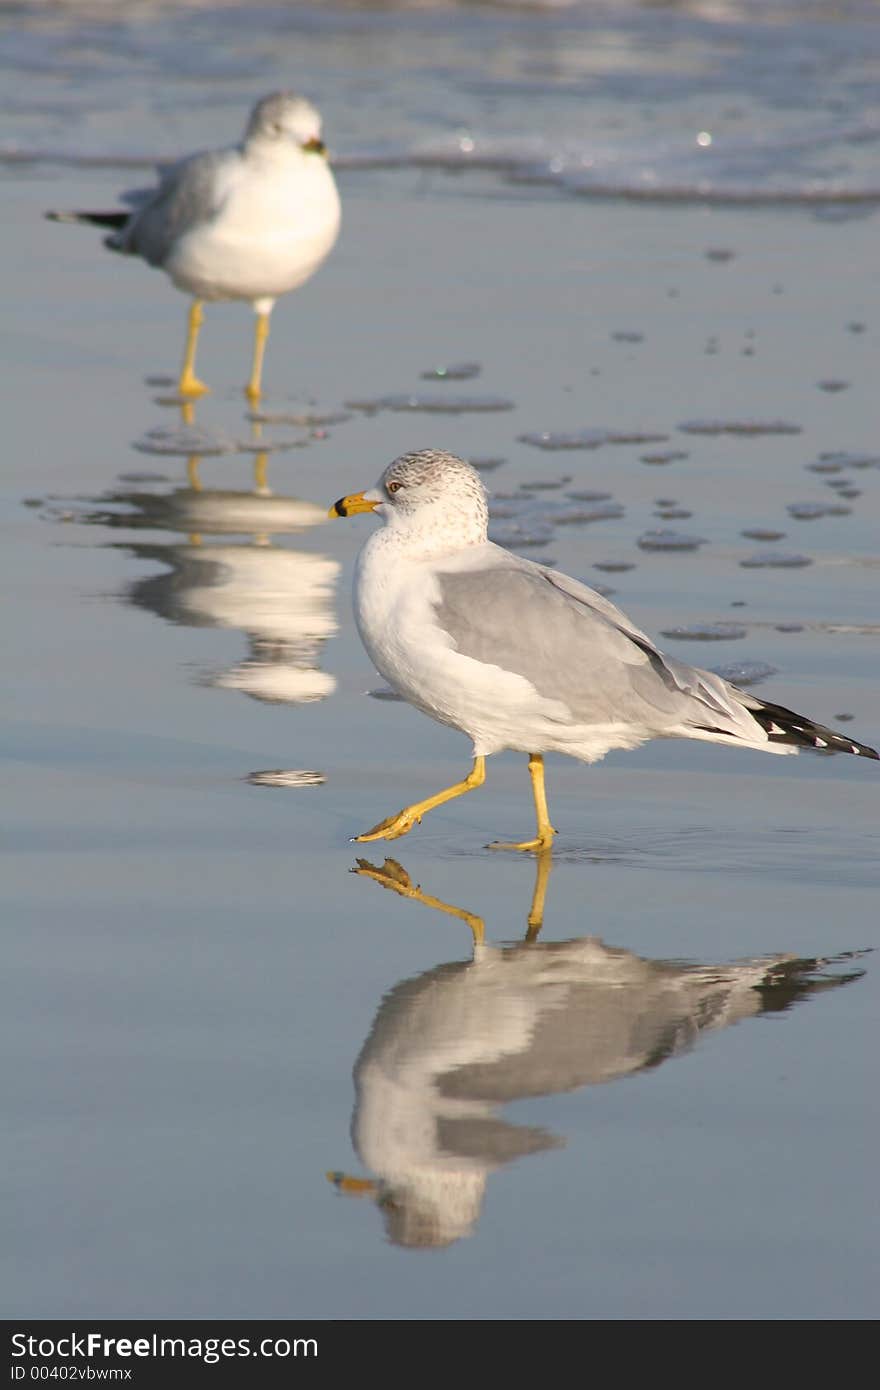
[4,0,879,213]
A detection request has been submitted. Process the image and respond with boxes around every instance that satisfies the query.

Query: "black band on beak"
[302,137,326,155]
[330,497,347,517]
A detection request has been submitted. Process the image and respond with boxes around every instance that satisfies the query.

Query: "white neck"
[377,500,488,561]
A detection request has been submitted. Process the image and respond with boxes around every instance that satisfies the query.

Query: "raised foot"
[177,373,210,398]
[354,810,421,843]
[488,833,556,854]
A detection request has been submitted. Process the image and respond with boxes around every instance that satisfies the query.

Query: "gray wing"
[119,148,236,265]
[434,556,754,734]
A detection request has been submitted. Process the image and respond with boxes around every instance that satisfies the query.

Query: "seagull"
[330,448,877,849]
[47,92,341,401]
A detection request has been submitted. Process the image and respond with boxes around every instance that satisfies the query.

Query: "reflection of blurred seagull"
[92,479,328,538]
[94,476,339,706]
[47,93,340,401]
[130,540,339,705]
[330,450,878,849]
[328,858,863,1249]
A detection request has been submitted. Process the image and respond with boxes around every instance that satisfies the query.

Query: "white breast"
[353,532,568,755]
[165,153,340,303]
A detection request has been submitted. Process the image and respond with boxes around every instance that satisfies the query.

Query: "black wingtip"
[752,699,878,758]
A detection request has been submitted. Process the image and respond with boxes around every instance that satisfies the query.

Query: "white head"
[244,91,326,155]
[330,449,490,554]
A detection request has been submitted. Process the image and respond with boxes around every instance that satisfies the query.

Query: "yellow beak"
[328,491,378,519]
[326,1171,379,1197]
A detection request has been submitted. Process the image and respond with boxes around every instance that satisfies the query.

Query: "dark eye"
[387,481,402,494]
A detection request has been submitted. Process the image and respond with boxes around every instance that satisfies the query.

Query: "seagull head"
[245,92,326,156]
[329,449,490,550]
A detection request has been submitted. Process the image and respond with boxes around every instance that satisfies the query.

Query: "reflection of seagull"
[47,93,340,401]
[329,859,864,1249]
[100,482,329,538]
[130,540,339,705]
[330,450,877,849]
[92,477,339,706]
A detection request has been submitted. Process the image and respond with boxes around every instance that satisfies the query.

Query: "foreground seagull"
[330,449,877,849]
[47,92,340,401]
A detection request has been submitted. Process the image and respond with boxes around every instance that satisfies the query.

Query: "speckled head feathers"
[377,450,490,548]
[245,92,323,146]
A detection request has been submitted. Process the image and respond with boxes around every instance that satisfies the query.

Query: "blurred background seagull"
[47,92,340,402]
[331,449,878,850]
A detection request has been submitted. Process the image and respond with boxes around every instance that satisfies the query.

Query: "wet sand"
[2,8,879,1321]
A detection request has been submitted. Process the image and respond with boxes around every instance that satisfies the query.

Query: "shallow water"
[2,0,879,1321]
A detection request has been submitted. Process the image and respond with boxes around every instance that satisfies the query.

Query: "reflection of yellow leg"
[178,299,210,397]
[245,311,271,402]
[524,848,553,942]
[186,456,202,491]
[356,756,486,843]
[253,451,269,493]
[490,753,556,852]
[354,858,485,946]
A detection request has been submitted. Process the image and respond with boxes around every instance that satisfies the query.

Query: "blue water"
[2,1,878,1320]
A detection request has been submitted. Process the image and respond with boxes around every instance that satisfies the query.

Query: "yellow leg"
[178,299,210,397]
[245,311,271,402]
[353,857,485,946]
[355,756,486,844]
[490,753,556,852]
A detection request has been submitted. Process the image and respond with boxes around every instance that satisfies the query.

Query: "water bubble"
[710,661,777,686]
[519,477,572,491]
[678,418,801,436]
[817,451,880,469]
[741,527,786,541]
[249,409,352,427]
[519,430,608,450]
[740,552,813,568]
[641,450,689,465]
[817,380,850,393]
[607,431,669,445]
[490,521,556,549]
[420,362,481,381]
[638,529,707,552]
[705,247,735,262]
[787,501,851,520]
[661,623,747,641]
[346,393,513,414]
[611,331,644,343]
[554,502,624,524]
[247,770,325,788]
[594,560,636,573]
